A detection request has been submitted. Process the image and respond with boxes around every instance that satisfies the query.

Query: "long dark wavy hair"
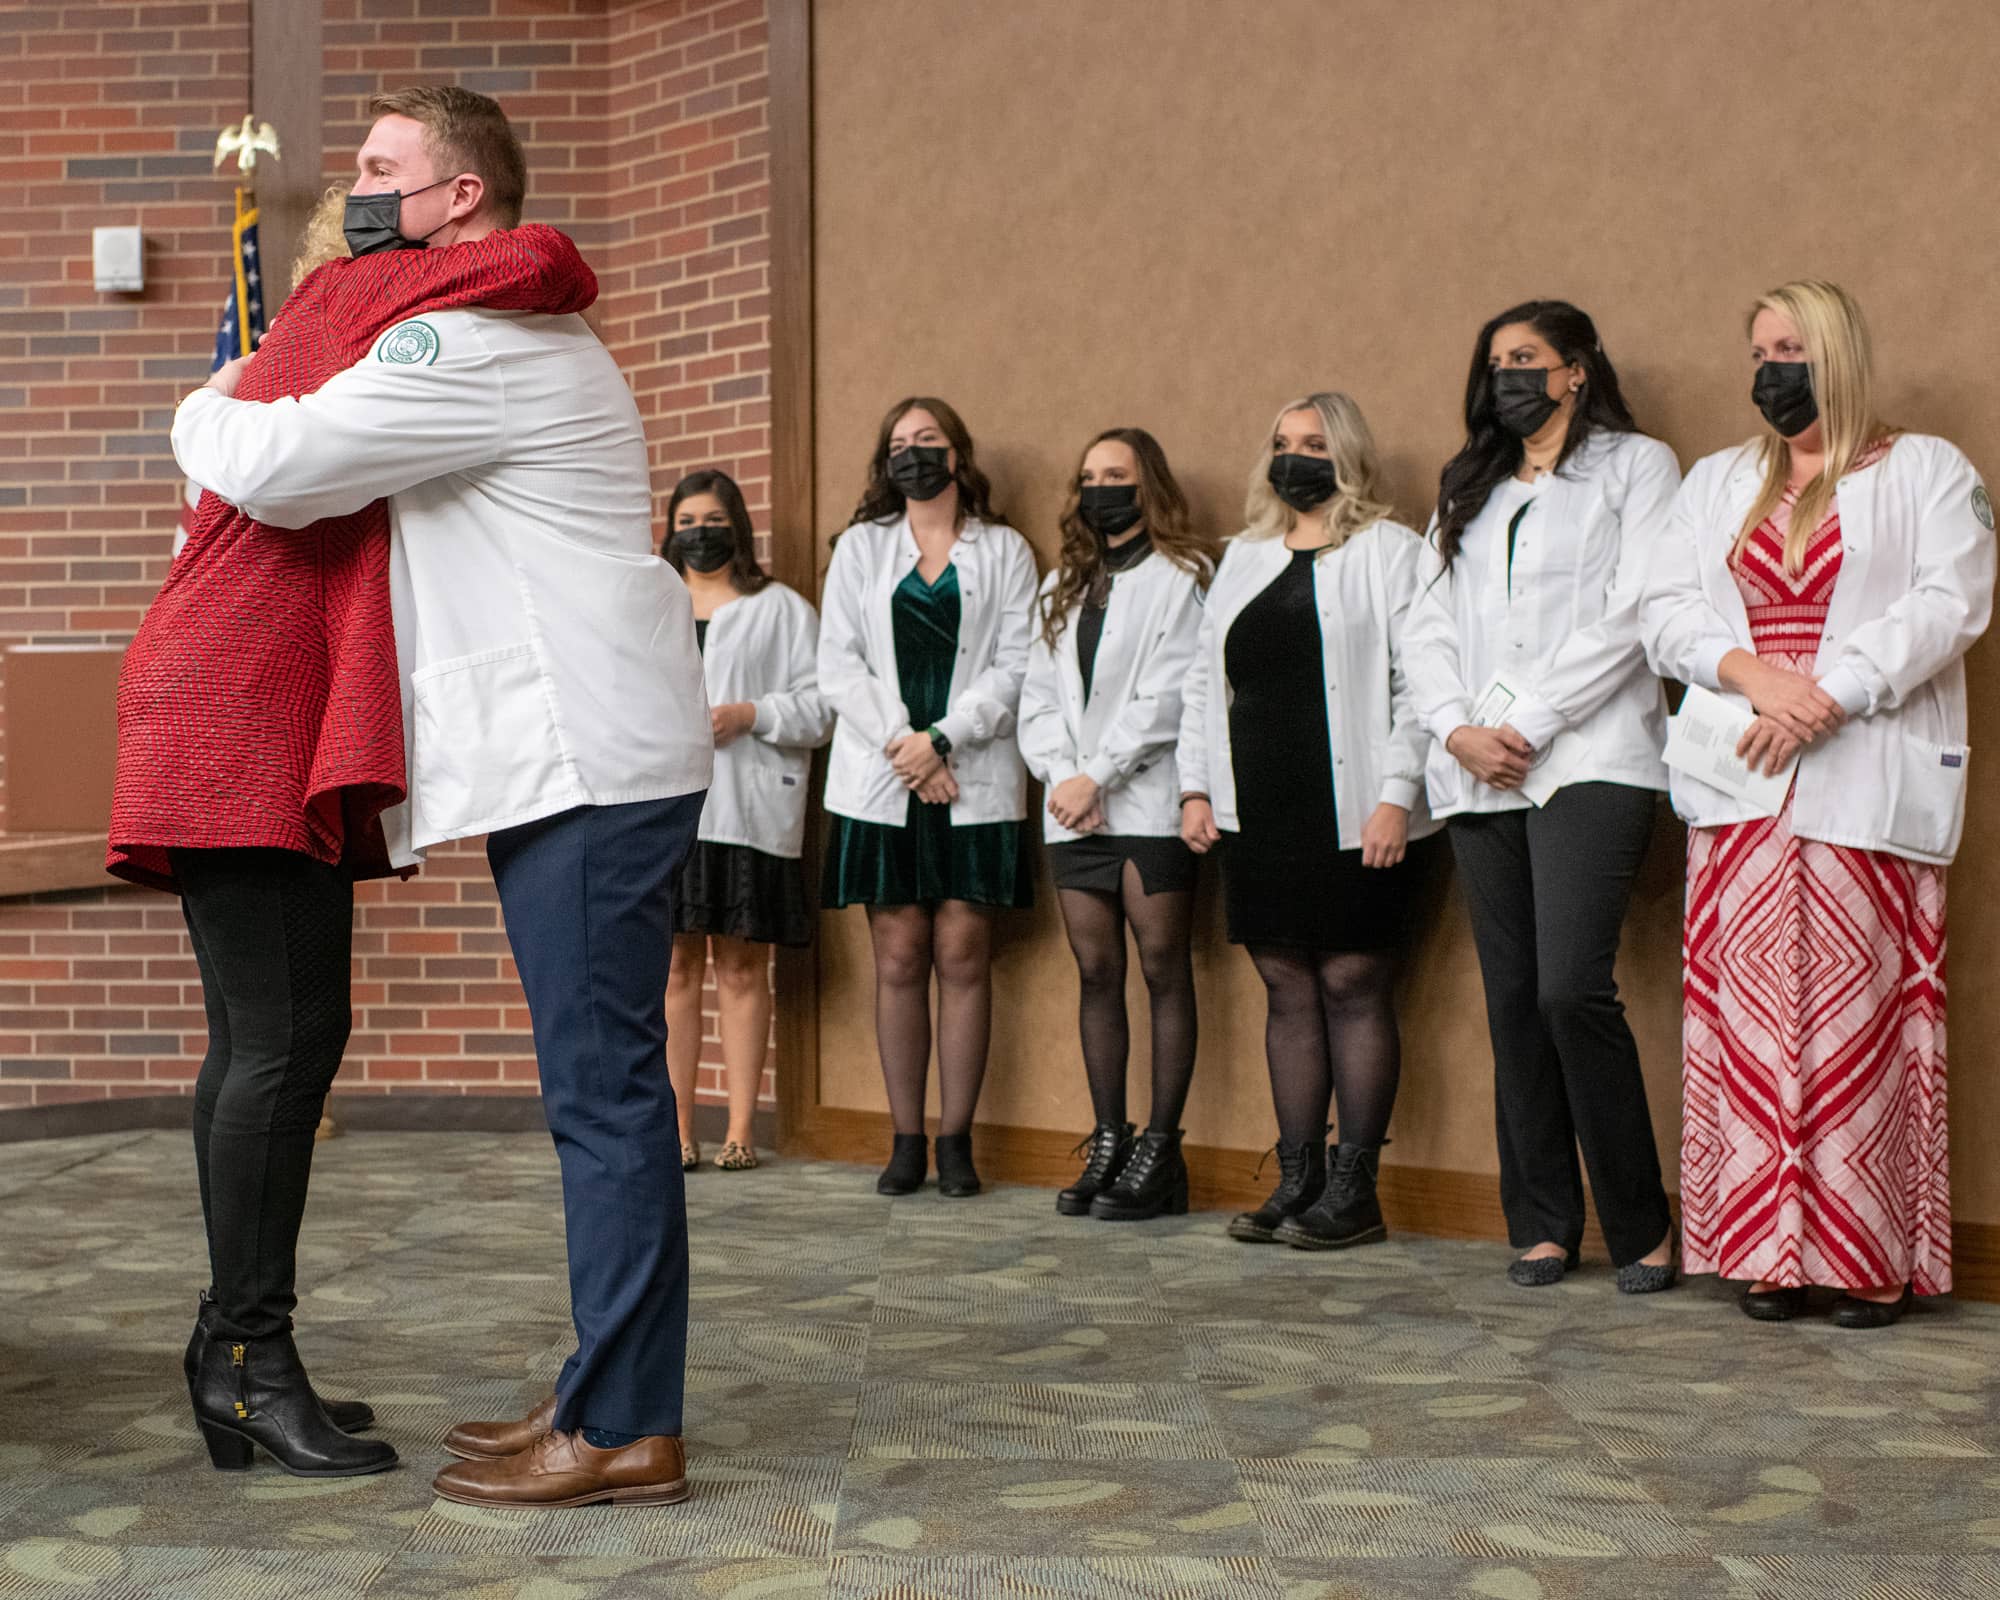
[843,395,1001,535]
[1040,427,1217,647]
[661,468,769,594]
[1430,299,1637,566]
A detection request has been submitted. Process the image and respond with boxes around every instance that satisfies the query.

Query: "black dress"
[1221,546,1420,950]
[1046,537,1197,897]
[671,613,813,948]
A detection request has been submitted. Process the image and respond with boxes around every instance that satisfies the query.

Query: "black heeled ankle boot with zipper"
[183,1292,374,1434]
[876,1133,928,1195]
[187,1319,397,1477]
[1275,1143,1386,1249]
[1226,1138,1325,1242]
[1090,1128,1188,1221]
[934,1132,981,1198]
[1057,1122,1134,1216]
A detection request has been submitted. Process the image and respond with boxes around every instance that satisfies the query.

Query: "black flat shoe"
[185,1292,373,1434]
[1057,1122,1133,1216]
[876,1134,927,1195]
[189,1322,397,1477]
[1089,1128,1188,1221]
[1740,1285,1809,1322]
[1226,1138,1324,1243]
[1616,1235,1679,1296]
[1507,1247,1581,1288]
[934,1132,981,1198]
[1830,1286,1913,1329]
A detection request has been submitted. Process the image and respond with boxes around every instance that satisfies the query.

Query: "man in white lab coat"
[174,87,712,1509]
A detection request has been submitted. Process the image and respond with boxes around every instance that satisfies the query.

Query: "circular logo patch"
[1973,485,1994,532]
[376,319,440,365]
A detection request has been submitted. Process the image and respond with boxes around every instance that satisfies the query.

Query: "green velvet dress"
[822,563,1033,909]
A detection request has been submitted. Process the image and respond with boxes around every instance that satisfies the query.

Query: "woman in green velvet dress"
[818,397,1040,1197]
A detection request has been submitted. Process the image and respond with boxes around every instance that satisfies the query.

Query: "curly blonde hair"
[290,182,352,292]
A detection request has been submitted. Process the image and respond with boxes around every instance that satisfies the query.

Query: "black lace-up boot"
[1089,1128,1188,1221]
[1225,1138,1326,1242]
[1056,1122,1134,1215]
[1275,1143,1386,1249]
[188,1320,397,1477]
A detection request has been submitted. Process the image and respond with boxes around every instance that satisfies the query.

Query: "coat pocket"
[1885,735,1969,858]
[410,643,565,838]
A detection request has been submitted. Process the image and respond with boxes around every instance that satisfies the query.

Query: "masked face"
[887,444,954,503]
[1077,483,1143,541]
[1267,452,1338,513]
[1751,360,1818,438]
[669,523,735,573]
[1490,366,1566,438]
[341,177,454,257]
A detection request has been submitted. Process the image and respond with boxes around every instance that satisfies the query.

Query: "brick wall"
[0,0,779,1113]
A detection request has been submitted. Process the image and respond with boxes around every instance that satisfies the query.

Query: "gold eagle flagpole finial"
[213,114,281,184]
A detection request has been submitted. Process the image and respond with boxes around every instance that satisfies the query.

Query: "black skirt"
[673,840,812,948]
[1046,833,1196,896]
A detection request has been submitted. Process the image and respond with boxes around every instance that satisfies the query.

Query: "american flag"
[175,187,266,555]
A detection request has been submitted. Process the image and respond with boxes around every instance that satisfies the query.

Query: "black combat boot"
[1089,1128,1188,1221]
[1056,1122,1134,1216]
[188,1320,397,1477]
[1275,1143,1386,1249]
[1225,1138,1325,1242]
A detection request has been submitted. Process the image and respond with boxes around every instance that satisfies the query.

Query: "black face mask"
[342,177,454,258]
[1752,361,1818,438]
[1267,452,1338,513]
[887,444,954,503]
[1077,483,1143,541]
[670,524,735,573]
[1491,367,1565,438]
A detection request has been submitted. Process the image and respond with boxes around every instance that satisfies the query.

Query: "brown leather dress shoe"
[432,1430,690,1508]
[442,1393,558,1462]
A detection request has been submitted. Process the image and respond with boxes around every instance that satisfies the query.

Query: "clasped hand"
[1446,724,1534,790]
[887,731,956,805]
[1047,773,1104,834]
[1730,657,1846,777]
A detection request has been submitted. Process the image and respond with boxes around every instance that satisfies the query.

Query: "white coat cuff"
[1504,695,1565,751]
[750,699,777,737]
[1378,778,1422,812]
[932,710,975,750]
[1427,699,1473,743]
[1081,754,1121,790]
[1817,663,1877,719]
[1691,639,1733,692]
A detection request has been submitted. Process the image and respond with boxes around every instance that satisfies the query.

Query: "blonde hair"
[1736,280,1889,575]
[1243,392,1397,549]
[369,85,526,226]
[290,183,352,292]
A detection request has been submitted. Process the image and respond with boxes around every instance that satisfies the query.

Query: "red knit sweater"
[108,226,599,893]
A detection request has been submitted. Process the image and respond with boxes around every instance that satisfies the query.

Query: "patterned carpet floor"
[3,1129,1999,1598]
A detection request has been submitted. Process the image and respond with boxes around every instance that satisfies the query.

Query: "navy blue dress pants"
[486,793,704,1438]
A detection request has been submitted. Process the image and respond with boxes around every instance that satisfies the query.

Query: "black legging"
[1245,946,1400,1151]
[1057,860,1197,1132]
[173,847,353,1341]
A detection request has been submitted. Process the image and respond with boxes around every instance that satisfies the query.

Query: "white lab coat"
[1642,432,1994,864]
[171,307,712,861]
[1403,430,1681,818]
[817,514,1039,827]
[1018,549,1206,841]
[696,581,832,858]
[1175,521,1441,851]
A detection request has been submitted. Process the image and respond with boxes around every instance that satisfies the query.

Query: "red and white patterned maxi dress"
[1680,447,1950,1294]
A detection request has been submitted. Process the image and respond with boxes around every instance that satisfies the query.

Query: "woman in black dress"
[1177,392,1440,1248]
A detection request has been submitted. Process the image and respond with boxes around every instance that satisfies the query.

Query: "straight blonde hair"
[1243,392,1397,550]
[1736,280,1889,575]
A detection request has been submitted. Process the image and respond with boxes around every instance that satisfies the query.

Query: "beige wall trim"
[779,1105,2000,1304]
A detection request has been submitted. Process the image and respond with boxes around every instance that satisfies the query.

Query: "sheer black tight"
[1245,945,1399,1150]
[1057,861,1197,1132]
[865,901,995,1136]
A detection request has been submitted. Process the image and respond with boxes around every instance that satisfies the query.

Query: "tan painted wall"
[808,0,2000,1215]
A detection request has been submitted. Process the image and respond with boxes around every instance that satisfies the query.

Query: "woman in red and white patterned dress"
[1644,280,1994,1327]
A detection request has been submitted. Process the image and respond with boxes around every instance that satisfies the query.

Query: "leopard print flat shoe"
[713,1141,759,1171]
[680,1139,700,1172]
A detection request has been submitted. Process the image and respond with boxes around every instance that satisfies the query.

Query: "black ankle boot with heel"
[934,1132,981,1198]
[876,1134,928,1195]
[1275,1142,1386,1249]
[1057,1122,1133,1216]
[187,1318,397,1477]
[1090,1128,1188,1221]
[183,1292,374,1434]
[1227,1138,1325,1242]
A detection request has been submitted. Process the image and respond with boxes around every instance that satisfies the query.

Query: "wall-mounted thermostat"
[93,226,144,292]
